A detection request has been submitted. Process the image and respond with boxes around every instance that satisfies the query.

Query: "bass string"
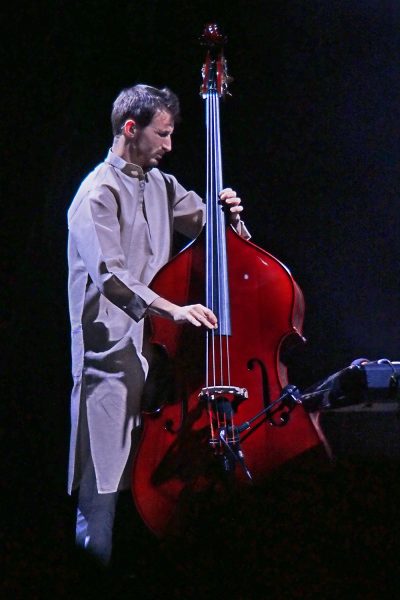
[205,90,232,396]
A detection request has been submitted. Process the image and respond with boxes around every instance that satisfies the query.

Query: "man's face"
[133,109,174,169]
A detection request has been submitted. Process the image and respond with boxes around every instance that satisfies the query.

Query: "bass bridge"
[199,385,251,478]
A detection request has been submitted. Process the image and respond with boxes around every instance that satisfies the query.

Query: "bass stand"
[219,384,302,481]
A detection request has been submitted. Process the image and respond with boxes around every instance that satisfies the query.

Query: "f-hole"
[247,358,270,408]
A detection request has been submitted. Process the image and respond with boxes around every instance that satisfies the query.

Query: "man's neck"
[111,136,140,166]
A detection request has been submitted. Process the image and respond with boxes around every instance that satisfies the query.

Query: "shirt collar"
[105,149,147,181]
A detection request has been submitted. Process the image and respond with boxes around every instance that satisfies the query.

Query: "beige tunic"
[67,150,205,494]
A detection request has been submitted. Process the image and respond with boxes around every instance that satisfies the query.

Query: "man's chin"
[148,157,160,168]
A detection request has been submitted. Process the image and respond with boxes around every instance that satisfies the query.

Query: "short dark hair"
[111,84,180,135]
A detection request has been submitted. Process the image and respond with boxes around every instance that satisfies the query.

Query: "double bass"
[132,24,327,537]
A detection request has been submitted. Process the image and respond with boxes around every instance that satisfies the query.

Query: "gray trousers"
[75,457,119,566]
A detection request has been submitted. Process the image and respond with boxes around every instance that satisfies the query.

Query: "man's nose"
[163,136,172,152]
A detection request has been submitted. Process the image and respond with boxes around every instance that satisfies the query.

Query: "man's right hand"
[148,297,218,329]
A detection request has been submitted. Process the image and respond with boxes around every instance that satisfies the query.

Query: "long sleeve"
[68,184,159,323]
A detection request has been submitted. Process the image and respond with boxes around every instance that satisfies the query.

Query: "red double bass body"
[131,25,327,537]
[132,229,325,537]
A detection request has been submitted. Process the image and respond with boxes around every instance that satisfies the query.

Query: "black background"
[3,1,400,597]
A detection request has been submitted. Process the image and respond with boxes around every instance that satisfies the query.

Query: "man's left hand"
[219,188,243,225]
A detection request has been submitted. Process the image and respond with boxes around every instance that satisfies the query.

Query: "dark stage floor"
[4,445,400,599]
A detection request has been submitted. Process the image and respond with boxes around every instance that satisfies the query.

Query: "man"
[67,84,249,566]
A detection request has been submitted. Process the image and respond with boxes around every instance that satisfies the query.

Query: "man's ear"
[122,119,136,137]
